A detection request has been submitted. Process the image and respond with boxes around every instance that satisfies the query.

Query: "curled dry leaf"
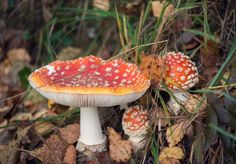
[140,54,167,85]
[183,94,207,114]
[93,0,110,11]
[30,134,68,164]
[152,1,175,18]
[166,121,190,147]
[59,123,80,144]
[63,145,76,164]
[107,127,132,163]
[159,147,184,161]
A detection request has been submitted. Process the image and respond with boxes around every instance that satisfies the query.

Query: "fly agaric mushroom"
[28,55,150,153]
[122,105,150,151]
[163,52,198,115]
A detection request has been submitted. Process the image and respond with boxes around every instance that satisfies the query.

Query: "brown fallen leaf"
[0,126,31,164]
[107,127,132,162]
[166,121,190,147]
[152,1,174,18]
[59,123,80,144]
[159,147,184,161]
[30,134,68,164]
[63,145,77,164]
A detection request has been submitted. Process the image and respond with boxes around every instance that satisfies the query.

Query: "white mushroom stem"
[168,91,189,115]
[129,135,145,143]
[128,135,147,151]
[120,103,129,110]
[78,107,105,146]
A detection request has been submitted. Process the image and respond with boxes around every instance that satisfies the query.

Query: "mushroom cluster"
[28,55,150,153]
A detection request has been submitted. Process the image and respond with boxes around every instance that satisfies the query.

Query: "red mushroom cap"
[28,55,150,107]
[122,106,150,136]
[164,52,198,90]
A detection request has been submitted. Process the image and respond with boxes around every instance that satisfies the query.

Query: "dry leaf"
[152,1,174,18]
[93,0,110,11]
[10,113,32,122]
[33,121,55,136]
[59,123,80,144]
[166,121,187,147]
[0,106,10,120]
[107,127,132,162]
[0,119,8,133]
[63,145,76,164]
[160,158,181,164]
[30,134,68,164]
[159,147,184,161]
[32,108,48,119]
[0,126,31,164]
[7,48,30,63]
[140,54,167,85]
[183,94,207,114]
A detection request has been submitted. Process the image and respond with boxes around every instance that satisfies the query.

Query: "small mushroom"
[163,52,198,115]
[122,105,150,151]
[28,55,150,153]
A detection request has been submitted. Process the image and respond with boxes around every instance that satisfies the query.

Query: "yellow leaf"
[48,99,55,109]
[166,122,186,147]
[108,127,132,162]
[159,147,184,161]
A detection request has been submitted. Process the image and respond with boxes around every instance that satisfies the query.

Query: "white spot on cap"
[111,62,119,67]
[61,72,65,76]
[78,65,86,72]
[44,65,56,75]
[170,73,175,77]
[176,67,183,72]
[65,65,70,70]
[180,75,186,81]
[56,66,62,71]
[105,67,112,72]
[114,69,119,73]
[185,69,190,74]
[114,76,119,80]
[94,71,100,75]
[123,73,128,77]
